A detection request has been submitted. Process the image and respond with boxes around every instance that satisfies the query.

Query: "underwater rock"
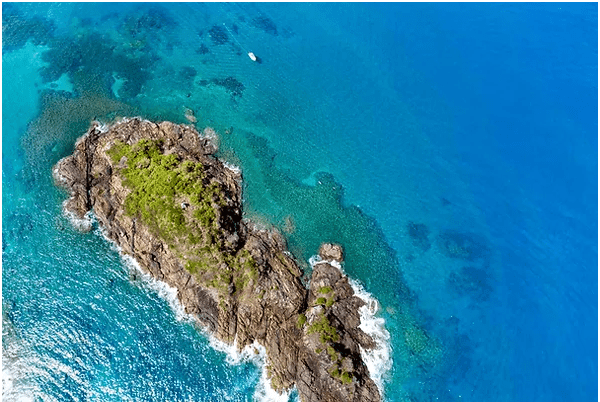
[447,266,492,302]
[195,43,210,55]
[179,66,197,81]
[210,77,245,99]
[437,230,490,261]
[120,6,176,41]
[178,66,197,88]
[184,107,197,124]
[208,25,229,45]
[407,221,431,252]
[252,15,278,36]
[319,243,344,263]
[2,4,56,52]
[39,30,154,99]
[54,118,381,402]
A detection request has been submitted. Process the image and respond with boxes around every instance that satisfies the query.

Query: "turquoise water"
[3,3,597,401]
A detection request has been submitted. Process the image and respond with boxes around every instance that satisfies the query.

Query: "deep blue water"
[2,3,597,401]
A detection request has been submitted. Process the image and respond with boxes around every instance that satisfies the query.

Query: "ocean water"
[2,3,597,402]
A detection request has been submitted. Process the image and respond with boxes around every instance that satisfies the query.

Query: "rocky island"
[54,118,382,402]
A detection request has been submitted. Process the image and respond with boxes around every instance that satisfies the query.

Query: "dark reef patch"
[2,4,56,53]
[407,221,431,252]
[208,25,229,45]
[178,66,198,87]
[40,33,115,84]
[39,31,154,99]
[437,230,490,261]
[117,5,179,57]
[227,130,413,305]
[120,6,176,40]
[20,88,135,184]
[252,15,278,36]
[196,43,210,55]
[210,77,245,99]
[447,266,493,302]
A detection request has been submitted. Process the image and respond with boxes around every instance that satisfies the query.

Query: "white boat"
[248,52,257,62]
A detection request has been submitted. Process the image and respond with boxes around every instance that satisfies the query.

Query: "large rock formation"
[53,118,381,402]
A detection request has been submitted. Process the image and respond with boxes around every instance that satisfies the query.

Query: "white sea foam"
[208,338,291,402]
[2,366,15,398]
[120,254,192,323]
[309,255,393,398]
[52,163,68,186]
[223,161,242,177]
[201,126,218,140]
[62,203,95,232]
[91,224,192,323]
[2,322,49,402]
[92,120,111,134]
[2,349,91,402]
[308,254,343,271]
[349,278,393,396]
[2,364,35,402]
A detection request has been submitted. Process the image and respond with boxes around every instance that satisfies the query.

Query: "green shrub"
[297,313,307,329]
[307,314,339,343]
[315,297,327,305]
[319,286,333,294]
[340,371,353,385]
[108,139,238,285]
[327,346,338,361]
[325,296,335,308]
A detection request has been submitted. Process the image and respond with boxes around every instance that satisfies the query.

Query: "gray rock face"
[319,243,344,262]
[54,118,381,402]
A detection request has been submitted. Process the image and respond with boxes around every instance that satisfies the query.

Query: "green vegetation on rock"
[327,346,339,361]
[340,370,353,385]
[297,313,307,329]
[307,313,339,343]
[329,365,353,385]
[107,139,256,295]
[318,286,333,294]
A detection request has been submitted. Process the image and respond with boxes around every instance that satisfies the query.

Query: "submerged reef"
[54,118,382,402]
[208,25,229,45]
[2,3,55,52]
[252,15,279,36]
[407,221,431,252]
[437,230,490,262]
[198,77,245,99]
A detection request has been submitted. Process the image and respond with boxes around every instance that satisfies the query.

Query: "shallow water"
[3,3,597,401]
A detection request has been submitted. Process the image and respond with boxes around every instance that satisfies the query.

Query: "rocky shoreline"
[54,118,382,402]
